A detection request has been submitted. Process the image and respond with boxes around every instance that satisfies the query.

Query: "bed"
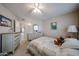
[27,37,79,56]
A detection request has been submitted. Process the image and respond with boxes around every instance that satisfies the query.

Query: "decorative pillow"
[61,38,79,49]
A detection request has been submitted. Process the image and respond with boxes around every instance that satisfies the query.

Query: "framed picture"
[51,22,57,30]
[0,15,12,27]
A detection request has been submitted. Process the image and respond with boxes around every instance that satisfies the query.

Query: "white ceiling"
[2,3,78,20]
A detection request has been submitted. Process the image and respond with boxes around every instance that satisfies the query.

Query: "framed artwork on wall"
[51,22,57,30]
[0,15,12,27]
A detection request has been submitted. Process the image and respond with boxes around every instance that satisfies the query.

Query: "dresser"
[2,32,21,53]
[27,32,43,41]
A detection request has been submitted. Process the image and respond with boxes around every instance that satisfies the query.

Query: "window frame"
[33,24,39,32]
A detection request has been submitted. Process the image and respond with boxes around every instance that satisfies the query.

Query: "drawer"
[14,37,20,41]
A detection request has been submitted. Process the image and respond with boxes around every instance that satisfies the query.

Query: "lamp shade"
[68,25,78,32]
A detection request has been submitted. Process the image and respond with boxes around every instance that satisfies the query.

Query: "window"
[33,24,39,32]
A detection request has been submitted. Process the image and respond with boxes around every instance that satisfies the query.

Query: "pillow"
[61,38,79,49]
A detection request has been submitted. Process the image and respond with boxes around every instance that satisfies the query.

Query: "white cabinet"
[0,26,11,33]
[27,32,43,41]
[2,34,13,53]
[13,33,20,50]
[2,32,21,53]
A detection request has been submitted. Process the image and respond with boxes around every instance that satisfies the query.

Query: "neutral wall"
[0,4,20,33]
[24,18,43,33]
[43,11,78,38]
[0,4,19,21]
[24,18,43,40]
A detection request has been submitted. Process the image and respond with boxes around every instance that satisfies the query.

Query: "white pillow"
[61,38,79,49]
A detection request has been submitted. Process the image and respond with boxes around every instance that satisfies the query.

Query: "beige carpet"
[13,41,31,56]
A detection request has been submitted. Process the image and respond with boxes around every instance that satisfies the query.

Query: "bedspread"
[27,37,79,56]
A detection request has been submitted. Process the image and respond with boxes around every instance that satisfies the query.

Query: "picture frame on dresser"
[0,15,12,27]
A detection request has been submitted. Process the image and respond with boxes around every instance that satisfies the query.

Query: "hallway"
[13,40,31,56]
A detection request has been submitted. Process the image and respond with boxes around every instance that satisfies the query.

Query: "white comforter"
[27,37,79,56]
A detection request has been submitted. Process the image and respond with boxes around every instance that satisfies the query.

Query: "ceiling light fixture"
[32,3,42,14]
[34,3,39,8]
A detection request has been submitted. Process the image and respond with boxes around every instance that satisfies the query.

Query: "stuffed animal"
[54,36,64,46]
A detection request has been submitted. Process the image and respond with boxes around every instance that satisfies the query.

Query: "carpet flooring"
[13,41,31,56]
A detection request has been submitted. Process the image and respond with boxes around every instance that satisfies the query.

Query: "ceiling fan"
[32,3,42,14]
